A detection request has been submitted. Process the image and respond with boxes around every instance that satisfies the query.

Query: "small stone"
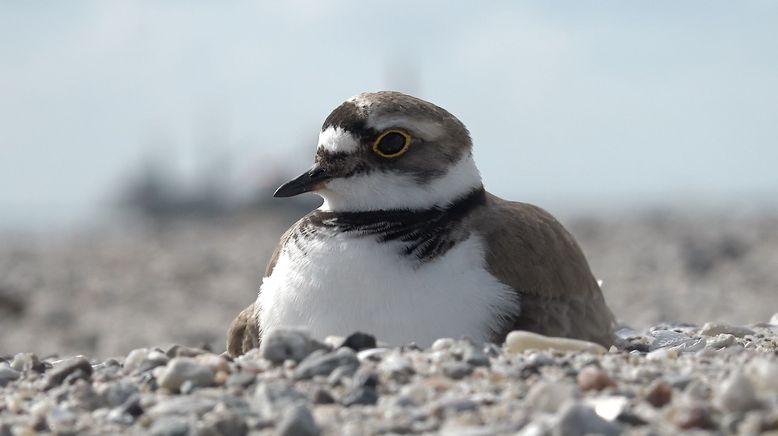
[672,403,716,430]
[585,396,628,421]
[644,380,673,408]
[157,357,214,392]
[10,353,44,373]
[260,329,328,365]
[137,350,170,373]
[525,382,578,414]
[199,411,248,436]
[700,322,755,338]
[706,333,736,349]
[649,329,693,350]
[646,347,678,361]
[276,404,320,436]
[441,361,473,380]
[0,367,21,387]
[294,348,359,380]
[254,381,307,418]
[745,357,778,394]
[342,386,379,406]
[551,402,620,436]
[150,416,190,436]
[506,331,607,354]
[226,371,256,388]
[196,354,230,373]
[339,332,377,351]
[577,366,614,391]
[715,370,762,413]
[148,396,216,417]
[379,353,415,383]
[123,348,149,372]
[44,356,92,389]
[46,406,77,434]
[98,379,139,407]
[166,345,207,358]
[770,313,778,325]
[463,344,490,367]
[312,388,335,404]
[431,338,456,350]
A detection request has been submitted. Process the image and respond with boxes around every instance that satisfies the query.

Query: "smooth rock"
[123,348,149,373]
[379,353,415,383]
[744,357,778,394]
[577,366,615,391]
[98,379,139,407]
[225,372,256,388]
[649,330,693,350]
[551,402,620,436]
[294,348,359,380]
[254,381,307,418]
[342,386,379,406]
[276,404,320,436]
[525,382,578,414]
[715,370,762,413]
[46,406,77,434]
[585,396,628,421]
[770,313,778,325]
[431,338,456,351]
[700,322,755,338]
[339,331,377,351]
[148,396,216,417]
[646,347,678,361]
[644,380,673,408]
[44,356,93,389]
[158,357,214,392]
[260,329,327,365]
[441,361,473,380]
[671,403,716,430]
[199,411,248,436]
[150,416,190,436]
[706,333,736,349]
[463,344,490,367]
[0,367,21,387]
[312,388,336,404]
[10,353,44,373]
[506,331,607,355]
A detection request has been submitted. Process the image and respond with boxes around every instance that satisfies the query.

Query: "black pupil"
[378,132,407,155]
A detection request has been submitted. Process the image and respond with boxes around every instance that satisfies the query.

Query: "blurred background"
[1,1,777,358]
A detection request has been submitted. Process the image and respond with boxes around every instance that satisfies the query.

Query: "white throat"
[318,154,482,212]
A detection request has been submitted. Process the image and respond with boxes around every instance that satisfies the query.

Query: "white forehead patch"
[318,127,360,154]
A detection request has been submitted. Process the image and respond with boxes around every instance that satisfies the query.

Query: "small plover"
[227,91,615,355]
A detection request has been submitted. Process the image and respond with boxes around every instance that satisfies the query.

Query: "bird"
[227,91,615,356]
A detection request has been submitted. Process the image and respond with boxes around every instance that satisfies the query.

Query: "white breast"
[256,232,519,347]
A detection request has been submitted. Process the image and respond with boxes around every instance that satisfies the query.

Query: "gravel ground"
[2,322,778,435]
[1,206,778,434]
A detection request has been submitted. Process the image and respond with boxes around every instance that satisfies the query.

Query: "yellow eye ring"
[372,129,412,158]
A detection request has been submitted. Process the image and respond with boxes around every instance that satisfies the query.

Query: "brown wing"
[226,221,298,356]
[472,192,615,347]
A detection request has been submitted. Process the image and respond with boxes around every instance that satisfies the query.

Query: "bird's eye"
[372,130,411,158]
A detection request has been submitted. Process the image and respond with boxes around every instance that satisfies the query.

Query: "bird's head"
[274,91,483,212]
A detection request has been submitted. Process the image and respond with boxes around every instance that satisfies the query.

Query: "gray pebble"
[226,371,256,388]
[199,411,248,436]
[254,381,307,418]
[0,366,21,387]
[10,353,44,373]
[276,404,320,436]
[150,416,190,436]
[700,322,756,338]
[463,344,490,367]
[526,382,578,414]
[260,329,327,365]
[294,348,359,380]
[442,361,473,380]
[44,356,93,389]
[706,334,736,349]
[98,379,139,407]
[551,402,620,436]
[715,370,762,413]
[148,396,216,417]
[157,357,214,392]
[649,329,693,350]
[342,385,379,407]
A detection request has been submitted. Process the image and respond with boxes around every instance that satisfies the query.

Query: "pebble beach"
[2,206,778,434]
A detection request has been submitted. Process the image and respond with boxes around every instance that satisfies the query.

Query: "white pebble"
[505,331,607,355]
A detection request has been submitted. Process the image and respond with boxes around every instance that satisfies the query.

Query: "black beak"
[273,164,330,198]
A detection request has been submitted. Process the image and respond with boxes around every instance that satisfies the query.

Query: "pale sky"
[1,1,777,229]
